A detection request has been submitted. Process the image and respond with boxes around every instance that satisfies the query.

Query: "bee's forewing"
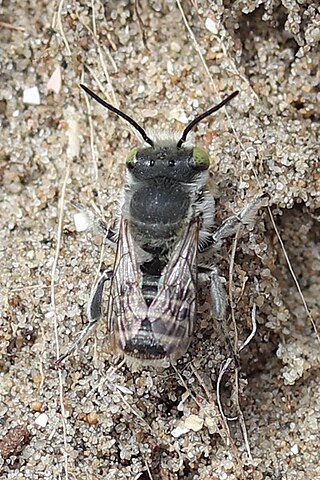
[107,218,148,353]
[147,218,199,360]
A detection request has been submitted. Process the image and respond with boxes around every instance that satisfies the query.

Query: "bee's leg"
[199,266,240,367]
[56,270,112,364]
[96,219,117,243]
[201,195,268,252]
[88,270,113,322]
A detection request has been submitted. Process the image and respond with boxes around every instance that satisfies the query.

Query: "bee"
[58,85,265,367]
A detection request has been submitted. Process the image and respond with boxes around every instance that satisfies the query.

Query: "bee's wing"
[107,218,148,353]
[147,218,200,360]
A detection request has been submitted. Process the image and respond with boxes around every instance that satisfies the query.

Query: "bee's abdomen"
[124,318,166,359]
[141,275,159,306]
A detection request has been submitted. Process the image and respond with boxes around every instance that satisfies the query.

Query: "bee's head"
[125,143,210,182]
[80,84,239,182]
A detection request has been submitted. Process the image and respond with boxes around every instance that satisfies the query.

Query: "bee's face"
[126,145,209,182]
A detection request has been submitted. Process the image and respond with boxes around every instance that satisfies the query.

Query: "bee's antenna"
[80,84,154,148]
[177,91,239,149]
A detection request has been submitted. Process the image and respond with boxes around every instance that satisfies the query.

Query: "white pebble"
[167,60,174,76]
[23,86,41,105]
[205,17,218,35]
[74,212,91,232]
[171,425,190,438]
[35,413,48,428]
[291,444,299,455]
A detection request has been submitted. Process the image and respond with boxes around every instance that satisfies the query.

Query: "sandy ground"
[0,1,319,479]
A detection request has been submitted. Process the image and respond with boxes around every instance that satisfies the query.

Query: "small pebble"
[205,17,218,35]
[23,86,40,105]
[184,414,204,432]
[86,412,98,425]
[35,413,48,428]
[74,212,91,232]
[171,425,190,438]
[47,65,62,94]
[31,401,43,412]
[0,425,31,459]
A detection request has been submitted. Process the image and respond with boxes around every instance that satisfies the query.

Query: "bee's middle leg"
[199,266,240,367]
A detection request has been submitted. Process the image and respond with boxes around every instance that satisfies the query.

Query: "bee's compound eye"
[191,147,210,170]
[126,147,139,168]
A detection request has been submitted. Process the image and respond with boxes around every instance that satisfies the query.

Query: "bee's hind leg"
[199,266,240,368]
[56,270,112,364]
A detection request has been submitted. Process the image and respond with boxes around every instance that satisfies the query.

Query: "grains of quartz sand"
[0,1,319,479]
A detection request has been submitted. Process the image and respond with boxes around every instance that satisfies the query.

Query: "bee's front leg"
[56,270,112,364]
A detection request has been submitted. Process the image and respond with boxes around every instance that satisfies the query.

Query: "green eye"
[127,147,139,166]
[192,147,210,169]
